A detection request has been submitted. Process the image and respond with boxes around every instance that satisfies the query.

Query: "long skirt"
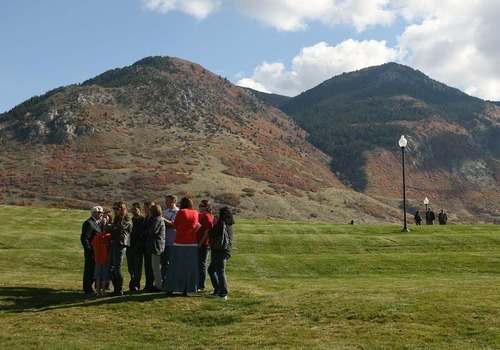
[165,245,199,293]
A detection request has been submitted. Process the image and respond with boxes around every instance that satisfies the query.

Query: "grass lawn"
[0,205,498,349]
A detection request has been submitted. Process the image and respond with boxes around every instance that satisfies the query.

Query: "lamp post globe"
[424,197,429,211]
[399,135,408,148]
[399,135,410,232]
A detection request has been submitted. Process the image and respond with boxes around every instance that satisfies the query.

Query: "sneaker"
[197,288,205,293]
[209,290,219,296]
[213,295,228,300]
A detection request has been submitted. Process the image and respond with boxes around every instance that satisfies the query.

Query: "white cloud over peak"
[397,0,500,101]
[142,0,500,100]
[142,0,221,19]
[237,40,400,96]
[236,0,500,100]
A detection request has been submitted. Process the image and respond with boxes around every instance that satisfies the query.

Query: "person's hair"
[132,202,141,210]
[199,199,212,214]
[179,196,193,209]
[150,204,162,217]
[113,201,129,226]
[165,194,177,203]
[144,201,155,208]
[143,201,155,217]
[218,207,234,225]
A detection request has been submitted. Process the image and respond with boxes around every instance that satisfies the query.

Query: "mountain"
[279,63,499,223]
[0,56,397,223]
[1,58,497,223]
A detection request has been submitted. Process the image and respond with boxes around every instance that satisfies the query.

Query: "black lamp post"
[424,197,429,225]
[399,135,410,232]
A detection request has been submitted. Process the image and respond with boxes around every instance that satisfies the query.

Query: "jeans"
[109,244,127,292]
[208,251,230,297]
[198,245,209,289]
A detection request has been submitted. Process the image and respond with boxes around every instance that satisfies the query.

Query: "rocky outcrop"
[15,110,98,144]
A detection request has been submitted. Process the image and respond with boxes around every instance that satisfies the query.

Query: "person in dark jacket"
[107,201,132,296]
[141,201,156,292]
[127,202,145,292]
[414,210,422,225]
[207,207,234,300]
[426,208,435,225]
[80,206,104,294]
[438,209,448,225]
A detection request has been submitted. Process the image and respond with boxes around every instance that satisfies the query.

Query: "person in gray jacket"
[148,204,166,292]
[108,201,132,296]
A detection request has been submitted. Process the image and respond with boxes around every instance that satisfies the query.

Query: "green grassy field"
[0,205,498,349]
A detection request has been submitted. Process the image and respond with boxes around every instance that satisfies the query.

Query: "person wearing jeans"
[108,201,132,296]
[196,199,214,291]
[208,251,230,298]
[207,207,234,300]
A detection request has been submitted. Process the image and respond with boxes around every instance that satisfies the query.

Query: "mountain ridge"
[0,57,498,223]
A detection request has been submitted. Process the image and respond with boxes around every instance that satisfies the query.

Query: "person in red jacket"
[91,230,111,297]
[165,197,200,296]
[196,199,214,291]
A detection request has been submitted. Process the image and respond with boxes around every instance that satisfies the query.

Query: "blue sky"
[1,0,499,113]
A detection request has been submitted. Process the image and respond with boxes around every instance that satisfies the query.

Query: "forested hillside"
[281,63,490,190]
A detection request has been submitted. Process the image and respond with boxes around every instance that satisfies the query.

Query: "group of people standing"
[80,194,234,300]
[414,208,448,225]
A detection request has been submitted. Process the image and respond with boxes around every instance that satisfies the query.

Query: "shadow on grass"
[0,286,204,313]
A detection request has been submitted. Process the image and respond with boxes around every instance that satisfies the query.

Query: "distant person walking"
[81,206,104,294]
[414,210,422,225]
[438,209,448,225]
[426,208,435,225]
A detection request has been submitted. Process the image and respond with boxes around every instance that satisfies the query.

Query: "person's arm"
[197,228,209,248]
[81,220,93,251]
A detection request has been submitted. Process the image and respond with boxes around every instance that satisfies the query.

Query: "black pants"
[83,250,95,293]
[143,251,154,290]
[127,248,144,290]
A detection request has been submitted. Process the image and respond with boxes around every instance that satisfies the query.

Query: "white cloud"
[236,78,271,93]
[141,0,221,19]
[235,0,395,32]
[237,40,400,96]
[142,0,500,100]
[397,0,500,101]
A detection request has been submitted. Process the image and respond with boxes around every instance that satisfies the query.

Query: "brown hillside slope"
[0,57,399,223]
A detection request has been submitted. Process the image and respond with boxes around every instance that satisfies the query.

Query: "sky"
[1,0,499,114]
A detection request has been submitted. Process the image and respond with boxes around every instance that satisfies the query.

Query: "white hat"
[91,206,103,213]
